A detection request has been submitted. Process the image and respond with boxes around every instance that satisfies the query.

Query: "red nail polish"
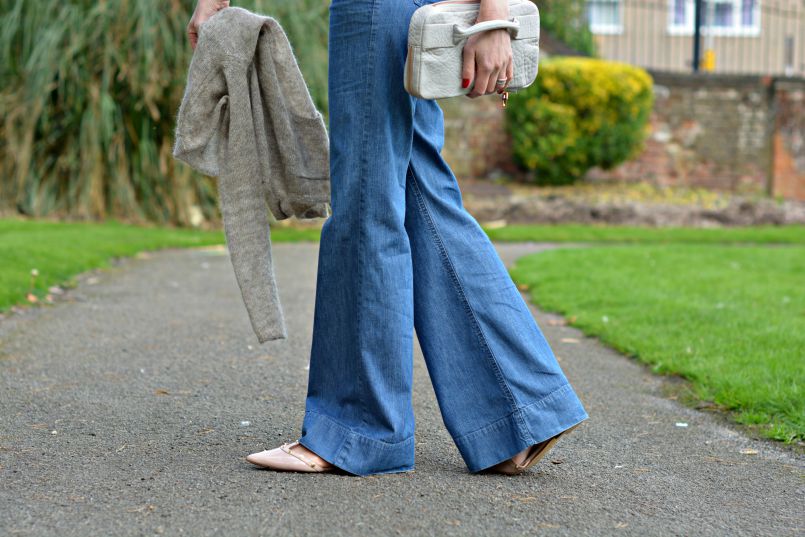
[462,78,470,88]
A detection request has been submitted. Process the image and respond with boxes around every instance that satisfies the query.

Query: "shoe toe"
[245,449,275,466]
[245,445,332,472]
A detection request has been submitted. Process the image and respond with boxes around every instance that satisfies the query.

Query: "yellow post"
[702,49,716,72]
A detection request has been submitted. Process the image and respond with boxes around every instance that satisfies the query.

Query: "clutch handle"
[452,18,520,44]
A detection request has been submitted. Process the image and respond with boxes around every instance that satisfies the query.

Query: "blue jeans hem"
[298,409,416,477]
[454,383,590,473]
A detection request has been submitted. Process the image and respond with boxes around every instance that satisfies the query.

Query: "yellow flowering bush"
[505,57,654,185]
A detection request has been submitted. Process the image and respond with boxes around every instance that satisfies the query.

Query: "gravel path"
[1,242,802,536]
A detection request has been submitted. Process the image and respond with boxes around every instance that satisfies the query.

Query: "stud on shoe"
[246,440,335,472]
[485,422,583,476]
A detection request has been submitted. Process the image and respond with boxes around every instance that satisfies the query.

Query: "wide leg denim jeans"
[297,0,589,476]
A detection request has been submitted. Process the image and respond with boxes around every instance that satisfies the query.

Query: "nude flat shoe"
[245,440,335,472]
[484,421,583,476]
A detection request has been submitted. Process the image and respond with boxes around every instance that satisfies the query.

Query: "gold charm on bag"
[500,90,509,108]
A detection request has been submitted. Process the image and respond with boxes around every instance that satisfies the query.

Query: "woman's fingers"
[187,23,199,49]
[484,68,495,95]
[490,64,507,94]
[472,64,491,98]
[186,0,230,49]
[498,57,514,93]
[463,30,513,98]
[461,43,476,96]
[470,53,497,98]
[479,58,509,96]
[461,26,517,98]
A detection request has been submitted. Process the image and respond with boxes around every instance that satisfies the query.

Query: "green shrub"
[505,57,654,186]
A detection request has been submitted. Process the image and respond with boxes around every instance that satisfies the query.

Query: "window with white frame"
[587,0,623,34]
[668,0,761,36]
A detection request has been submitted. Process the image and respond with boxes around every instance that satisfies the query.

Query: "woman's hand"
[461,0,513,98]
[187,0,230,49]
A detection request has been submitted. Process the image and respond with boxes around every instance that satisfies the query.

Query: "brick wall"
[438,72,805,201]
[586,73,773,194]
[772,80,805,200]
[438,94,523,181]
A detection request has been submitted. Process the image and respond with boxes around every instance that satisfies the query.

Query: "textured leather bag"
[404,0,540,104]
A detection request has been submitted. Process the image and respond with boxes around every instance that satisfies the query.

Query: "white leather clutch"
[404,0,540,102]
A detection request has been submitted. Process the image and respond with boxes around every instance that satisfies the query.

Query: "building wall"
[590,0,805,76]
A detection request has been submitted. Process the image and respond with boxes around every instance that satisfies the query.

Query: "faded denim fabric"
[297,0,589,476]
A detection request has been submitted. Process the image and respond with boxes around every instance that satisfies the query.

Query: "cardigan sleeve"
[255,18,331,221]
[214,60,289,343]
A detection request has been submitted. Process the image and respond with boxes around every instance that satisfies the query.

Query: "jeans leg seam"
[406,165,525,435]
[353,0,380,433]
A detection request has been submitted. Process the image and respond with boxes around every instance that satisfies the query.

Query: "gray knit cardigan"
[172,7,331,343]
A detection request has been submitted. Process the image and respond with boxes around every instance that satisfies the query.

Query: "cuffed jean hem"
[455,383,590,473]
[297,409,416,477]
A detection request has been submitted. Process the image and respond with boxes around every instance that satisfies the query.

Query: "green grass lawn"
[0,219,218,310]
[509,244,805,444]
[0,218,322,311]
[484,224,805,244]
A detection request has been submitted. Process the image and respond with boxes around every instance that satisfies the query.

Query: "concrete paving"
[1,242,802,536]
